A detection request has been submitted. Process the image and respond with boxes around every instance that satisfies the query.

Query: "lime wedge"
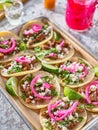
[6,77,18,96]
[0,0,12,10]
[42,62,59,74]
[64,87,83,100]
[94,66,98,77]
[53,31,60,41]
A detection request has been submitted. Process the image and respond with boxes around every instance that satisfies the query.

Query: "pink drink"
[66,0,97,31]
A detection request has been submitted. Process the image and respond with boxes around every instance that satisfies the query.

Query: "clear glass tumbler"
[4,0,23,26]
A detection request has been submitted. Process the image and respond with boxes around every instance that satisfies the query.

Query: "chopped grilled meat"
[41,111,49,118]
[34,97,43,102]
[42,45,50,50]
[36,33,45,41]
[45,53,58,59]
[25,98,31,103]
[89,91,97,102]
[4,63,11,69]
[22,66,28,71]
[0,53,4,59]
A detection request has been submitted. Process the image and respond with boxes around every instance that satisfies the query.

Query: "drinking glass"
[4,0,23,26]
[65,0,98,31]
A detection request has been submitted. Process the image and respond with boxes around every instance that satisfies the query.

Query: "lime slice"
[6,77,18,96]
[94,66,98,77]
[53,31,60,41]
[42,62,59,74]
[0,0,12,10]
[64,87,83,100]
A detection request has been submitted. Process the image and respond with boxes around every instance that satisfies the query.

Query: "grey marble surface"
[0,0,98,130]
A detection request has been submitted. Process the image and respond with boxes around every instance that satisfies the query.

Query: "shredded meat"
[34,97,43,102]
[41,111,49,118]
[42,45,50,50]
[45,53,58,59]
[0,53,4,59]
[36,33,46,41]
[25,98,31,103]
[89,91,97,102]
[22,66,28,71]
[4,63,11,69]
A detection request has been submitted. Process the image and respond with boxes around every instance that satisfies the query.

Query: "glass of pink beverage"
[65,0,98,31]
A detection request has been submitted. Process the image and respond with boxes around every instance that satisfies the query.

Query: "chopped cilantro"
[78,116,83,122]
[21,92,27,100]
[45,121,52,130]
[51,90,58,97]
[78,104,94,109]
[19,42,26,51]
[26,75,33,82]
[0,44,7,49]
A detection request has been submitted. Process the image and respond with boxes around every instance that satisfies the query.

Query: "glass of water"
[4,0,23,26]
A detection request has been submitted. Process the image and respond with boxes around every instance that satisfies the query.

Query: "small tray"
[0,17,98,130]
[0,0,28,21]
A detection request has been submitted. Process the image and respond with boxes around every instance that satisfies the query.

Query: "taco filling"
[79,81,98,106]
[1,54,38,75]
[22,24,52,46]
[59,60,90,85]
[20,74,58,104]
[0,37,26,60]
[40,98,86,130]
[34,40,71,60]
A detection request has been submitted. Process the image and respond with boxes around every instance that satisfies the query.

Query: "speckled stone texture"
[0,90,31,130]
[0,0,98,130]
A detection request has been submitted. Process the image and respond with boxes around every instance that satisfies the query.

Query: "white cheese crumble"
[62,97,70,102]
[90,85,96,91]
[36,78,43,84]
[29,96,33,99]
[31,100,35,104]
[68,114,74,120]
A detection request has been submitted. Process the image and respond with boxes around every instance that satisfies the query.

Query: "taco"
[34,38,74,64]
[40,98,87,130]
[19,20,53,48]
[0,31,26,63]
[78,80,98,112]
[1,53,41,77]
[18,71,60,109]
[59,57,94,88]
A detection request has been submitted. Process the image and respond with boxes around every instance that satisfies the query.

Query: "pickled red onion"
[59,40,65,48]
[1,40,9,45]
[67,101,78,115]
[48,100,78,121]
[48,100,68,121]
[32,24,42,33]
[14,56,31,63]
[79,64,88,79]
[61,63,76,73]
[85,81,98,104]
[30,75,51,100]
[24,29,34,35]
[0,38,16,54]
[42,82,51,89]
[48,53,57,57]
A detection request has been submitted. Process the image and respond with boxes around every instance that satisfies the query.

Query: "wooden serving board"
[0,0,28,21]
[0,17,98,130]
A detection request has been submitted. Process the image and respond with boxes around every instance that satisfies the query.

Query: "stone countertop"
[0,0,98,130]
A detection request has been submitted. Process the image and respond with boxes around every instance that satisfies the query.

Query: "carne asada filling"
[22,24,52,45]
[20,75,58,104]
[34,40,70,60]
[79,81,98,106]
[2,55,37,74]
[41,98,84,130]
[0,38,26,60]
[59,60,89,85]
